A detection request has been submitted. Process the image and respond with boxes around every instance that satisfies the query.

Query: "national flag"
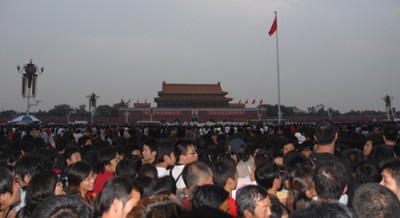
[238,99,242,104]
[252,99,256,104]
[268,13,277,36]
[127,99,131,104]
[259,99,263,105]
[245,99,249,104]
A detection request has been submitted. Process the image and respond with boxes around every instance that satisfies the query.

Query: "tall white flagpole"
[271,11,281,124]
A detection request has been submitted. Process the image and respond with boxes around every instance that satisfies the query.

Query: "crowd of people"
[0,119,399,218]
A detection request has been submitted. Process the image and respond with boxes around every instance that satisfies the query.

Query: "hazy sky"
[1,0,399,114]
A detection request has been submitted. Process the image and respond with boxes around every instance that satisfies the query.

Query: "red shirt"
[88,170,113,198]
[228,196,237,217]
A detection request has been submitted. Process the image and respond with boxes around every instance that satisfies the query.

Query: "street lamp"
[87,92,99,124]
[17,59,44,115]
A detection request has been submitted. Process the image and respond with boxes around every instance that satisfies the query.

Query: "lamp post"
[17,59,44,115]
[382,95,393,121]
[87,92,99,124]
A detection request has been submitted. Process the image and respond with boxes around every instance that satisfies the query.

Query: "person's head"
[382,124,399,144]
[66,161,96,196]
[228,138,250,163]
[64,147,82,166]
[289,201,354,218]
[211,159,238,192]
[380,157,400,199]
[182,161,213,192]
[96,147,119,174]
[94,176,141,218]
[30,195,93,218]
[255,161,281,193]
[236,185,271,218]
[341,149,364,173]
[314,119,338,145]
[116,156,142,178]
[191,184,230,213]
[269,195,288,218]
[141,139,157,164]
[127,195,186,218]
[175,140,198,165]
[354,162,381,183]
[154,139,176,167]
[153,176,177,197]
[137,163,158,180]
[313,160,348,202]
[0,167,19,211]
[15,154,53,188]
[352,183,400,218]
[283,151,313,173]
[23,170,63,217]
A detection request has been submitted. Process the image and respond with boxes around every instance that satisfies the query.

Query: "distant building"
[119,82,265,123]
[154,81,234,108]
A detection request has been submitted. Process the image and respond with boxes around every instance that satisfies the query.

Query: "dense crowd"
[0,120,400,218]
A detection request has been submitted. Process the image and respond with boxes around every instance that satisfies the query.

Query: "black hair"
[180,206,234,218]
[354,162,381,183]
[30,195,93,218]
[283,151,313,173]
[380,157,400,188]
[314,119,337,145]
[93,176,140,217]
[64,146,81,161]
[255,161,280,190]
[382,124,399,142]
[236,185,268,218]
[155,139,175,164]
[116,156,142,178]
[153,175,177,196]
[15,154,53,185]
[65,161,93,195]
[135,176,156,198]
[289,201,354,218]
[352,183,400,218]
[95,147,117,173]
[211,159,237,188]
[128,195,186,218]
[254,149,273,168]
[0,167,14,195]
[191,184,229,210]
[137,163,158,180]
[270,195,288,218]
[341,149,364,173]
[20,170,58,218]
[313,160,348,201]
[175,139,196,160]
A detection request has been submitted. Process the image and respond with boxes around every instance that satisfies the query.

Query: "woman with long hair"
[0,167,20,218]
[66,161,96,206]
[17,170,63,218]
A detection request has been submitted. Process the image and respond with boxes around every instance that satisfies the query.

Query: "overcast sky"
[1,0,399,114]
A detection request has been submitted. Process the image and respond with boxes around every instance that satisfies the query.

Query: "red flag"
[268,13,277,36]
[127,99,131,104]
[259,99,263,105]
[238,99,242,104]
[252,99,256,104]
[245,99,249,104]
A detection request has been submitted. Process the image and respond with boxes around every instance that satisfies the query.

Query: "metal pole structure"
[87,92,99,125]
[17,59,44,115]
[274,11,282,124]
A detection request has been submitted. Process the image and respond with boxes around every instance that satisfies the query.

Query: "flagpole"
[274,11,282,124]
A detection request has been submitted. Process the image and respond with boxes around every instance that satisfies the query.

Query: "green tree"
[48,104,72,116]
[96,105,117,117]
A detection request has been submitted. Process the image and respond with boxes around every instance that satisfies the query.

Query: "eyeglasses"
[186,151,197,156]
